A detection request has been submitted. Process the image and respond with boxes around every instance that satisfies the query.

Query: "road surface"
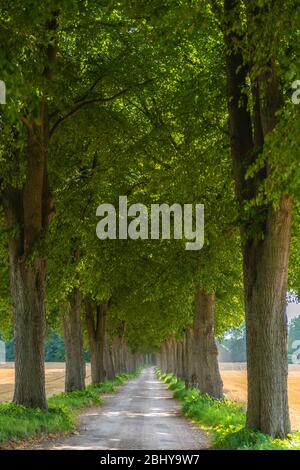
[33,368,209,450]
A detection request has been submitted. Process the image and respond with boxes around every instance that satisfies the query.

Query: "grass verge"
[0,370,140,445]
[157,369,300,450]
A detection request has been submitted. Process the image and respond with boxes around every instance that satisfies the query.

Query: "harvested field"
[0,363,91,402]
[220,363,300,431]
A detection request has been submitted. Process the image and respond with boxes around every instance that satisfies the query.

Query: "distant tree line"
[3,318,299,364]
[218,318,300,363]
[2,331,90,363]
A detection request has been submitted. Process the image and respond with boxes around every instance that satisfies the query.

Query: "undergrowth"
[0,370,139,445]
[157,369,300,450]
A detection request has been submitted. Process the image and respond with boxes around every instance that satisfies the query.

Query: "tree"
[219,0,299,436]
[0,0,154,407]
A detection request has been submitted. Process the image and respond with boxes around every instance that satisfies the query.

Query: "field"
[1,362,299,430]
[220,363,300,431]
[0,363,92,402]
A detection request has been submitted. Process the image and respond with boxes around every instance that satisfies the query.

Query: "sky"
[287,302,300,321]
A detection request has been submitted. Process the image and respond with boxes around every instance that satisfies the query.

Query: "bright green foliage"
[0,0,245,355]
[0,402,73,444]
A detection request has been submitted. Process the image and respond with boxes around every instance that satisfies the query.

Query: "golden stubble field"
[0,363,92,402]
[220,363,300,431]
[0,362,299,430]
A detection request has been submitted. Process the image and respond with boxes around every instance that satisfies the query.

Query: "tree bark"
[85,300,108,384]
[181,333,187,382]
[2,116,52,409]
[158,341,167,373]
[176,340,183,381]
[112,336,122,375]
[192,288,223,398]
[171,337,177,376]
[184,327,195,388]
[10,256,47,408]
[244,196,292,436]
[62,288,85,392]
[104,333,115,380]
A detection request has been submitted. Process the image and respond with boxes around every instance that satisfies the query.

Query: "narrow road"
[35,368,209,450]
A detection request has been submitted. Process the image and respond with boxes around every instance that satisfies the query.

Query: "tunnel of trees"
[0,0,299,439]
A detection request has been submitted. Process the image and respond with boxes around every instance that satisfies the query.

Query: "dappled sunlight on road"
[101,410,180,418]
[30,368,209,450]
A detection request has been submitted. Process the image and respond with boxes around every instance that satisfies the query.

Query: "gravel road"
[34,367,209,450]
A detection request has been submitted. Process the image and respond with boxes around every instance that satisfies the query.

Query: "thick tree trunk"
[176,340,184,381]
[85,301,108,384]
[2,116,52,409]
[126,346,134,374]
[162,341,168,373]
[104,334,115,380]
[62,288,85,392]
[167,337,175,372]
[184,327,195,388]
[244,196,292,436]
[10,257,47,409]
[158,341,167,373]
[176,341,182,379]
[90,344,105,384]
[171,337,177,376]
[192,288,223,398]
[119,336,127,373]
[112,336,122,375]
[181,334,187,382]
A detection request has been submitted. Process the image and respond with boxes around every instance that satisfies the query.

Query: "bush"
[0,402,73,444]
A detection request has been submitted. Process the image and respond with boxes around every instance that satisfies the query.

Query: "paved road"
[34,368,209,450]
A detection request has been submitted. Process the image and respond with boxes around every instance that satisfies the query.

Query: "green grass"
[0,371,139,445]
[156,369,300,450]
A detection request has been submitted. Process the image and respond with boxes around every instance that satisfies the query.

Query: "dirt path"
[33,368,209,450]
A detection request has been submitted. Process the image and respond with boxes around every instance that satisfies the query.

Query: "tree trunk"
[192,288,223,399]
[181,334,187,382]
[10,257,47,409]
[171,337,177,376]
[62,288,85,392]
[176,340,183,381]
[2,112,52,409]
[85,300,108,384]
[244,196,292,436]
[184,328,195,388]
[104,334,115,380]
[162,341,168,373]
[158,342,167,373]
[223,0,292,436]
[120,335,127,373]
[126,347,133,374]
[112,336,122,375]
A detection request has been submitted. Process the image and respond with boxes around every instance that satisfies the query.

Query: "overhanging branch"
[49,79,153,139]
